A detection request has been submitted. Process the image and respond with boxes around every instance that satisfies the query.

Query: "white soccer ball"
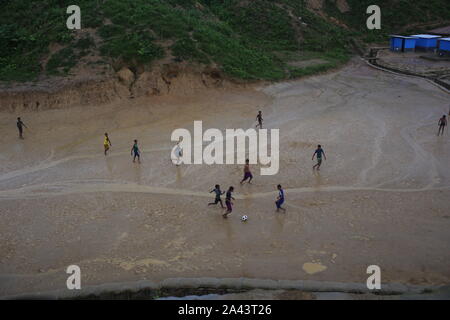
[241,215,248,222]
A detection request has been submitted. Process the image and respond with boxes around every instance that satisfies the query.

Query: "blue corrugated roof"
[410,34,441,39]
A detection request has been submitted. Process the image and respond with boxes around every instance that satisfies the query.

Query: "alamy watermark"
[366,265,381,290]
[66,264,81,290]
[170,121,279,175]
[66,5,81,30]
[366,5,381,30]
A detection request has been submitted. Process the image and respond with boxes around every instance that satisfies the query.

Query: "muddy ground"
[0,59,449,297]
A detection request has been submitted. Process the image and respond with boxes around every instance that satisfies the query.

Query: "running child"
[131,139,141,163]
[208,184,225,208]
[256,111,263,129]
[173,140,183,166]
[16,117,27,139]
[240,159,253,184]
[312,144,326,170]
[275,184,286,212]
[438,115,447,136]
[104,133,112,155]
[223,186,235,218]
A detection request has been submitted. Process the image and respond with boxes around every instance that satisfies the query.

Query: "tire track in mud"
[357,109,387,186]
[373,113,440,189]
[0,179,448,201]
[0,147,172,183]
[321,64,445,190]
[399,117,441,189]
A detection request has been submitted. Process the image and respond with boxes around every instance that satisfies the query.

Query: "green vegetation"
[0,0,449,82]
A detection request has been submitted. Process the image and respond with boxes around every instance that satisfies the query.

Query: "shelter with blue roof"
[438,38,450,56]
[389,35,416,52]
[411,34,441,51]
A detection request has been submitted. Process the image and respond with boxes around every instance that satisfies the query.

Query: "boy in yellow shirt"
[104,133,112,155]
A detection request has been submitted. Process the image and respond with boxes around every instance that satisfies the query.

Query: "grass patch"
[100,32,164,66]
[46,46,78,75]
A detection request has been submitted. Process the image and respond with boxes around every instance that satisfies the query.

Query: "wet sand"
[0,59,449,297]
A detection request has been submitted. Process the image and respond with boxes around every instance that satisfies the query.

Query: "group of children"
[208,185,235,218]
[208,183,286,218]
[13,111,325,219]
[204,110,327,218]
[104,133,141,163]
[15,108,447,220]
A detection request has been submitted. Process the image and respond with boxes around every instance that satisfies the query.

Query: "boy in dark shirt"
[256,111,263,129]
[312,145,326,170]
[438,115,447,136]
[16,117,27,139]
[131,139,141,163]
[208,184,225,208]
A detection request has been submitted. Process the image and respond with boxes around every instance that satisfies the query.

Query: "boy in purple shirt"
[223,186,235,218]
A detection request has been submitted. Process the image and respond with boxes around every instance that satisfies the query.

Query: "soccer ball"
[241,215,248,222]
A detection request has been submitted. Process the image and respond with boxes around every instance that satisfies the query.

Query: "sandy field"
[0,59,449,297]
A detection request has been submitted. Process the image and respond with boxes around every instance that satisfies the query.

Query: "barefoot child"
[275,184,286,212]
[240,159,253,184]
[173,141,183,166]
[438,115,447,136]
[208,184,225,208]
[256,111,263,129]
[16,117,28,139]
[131,139,141,163]
[104,133,112,156]
[223,186,235,218]
[312,145,326,170]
